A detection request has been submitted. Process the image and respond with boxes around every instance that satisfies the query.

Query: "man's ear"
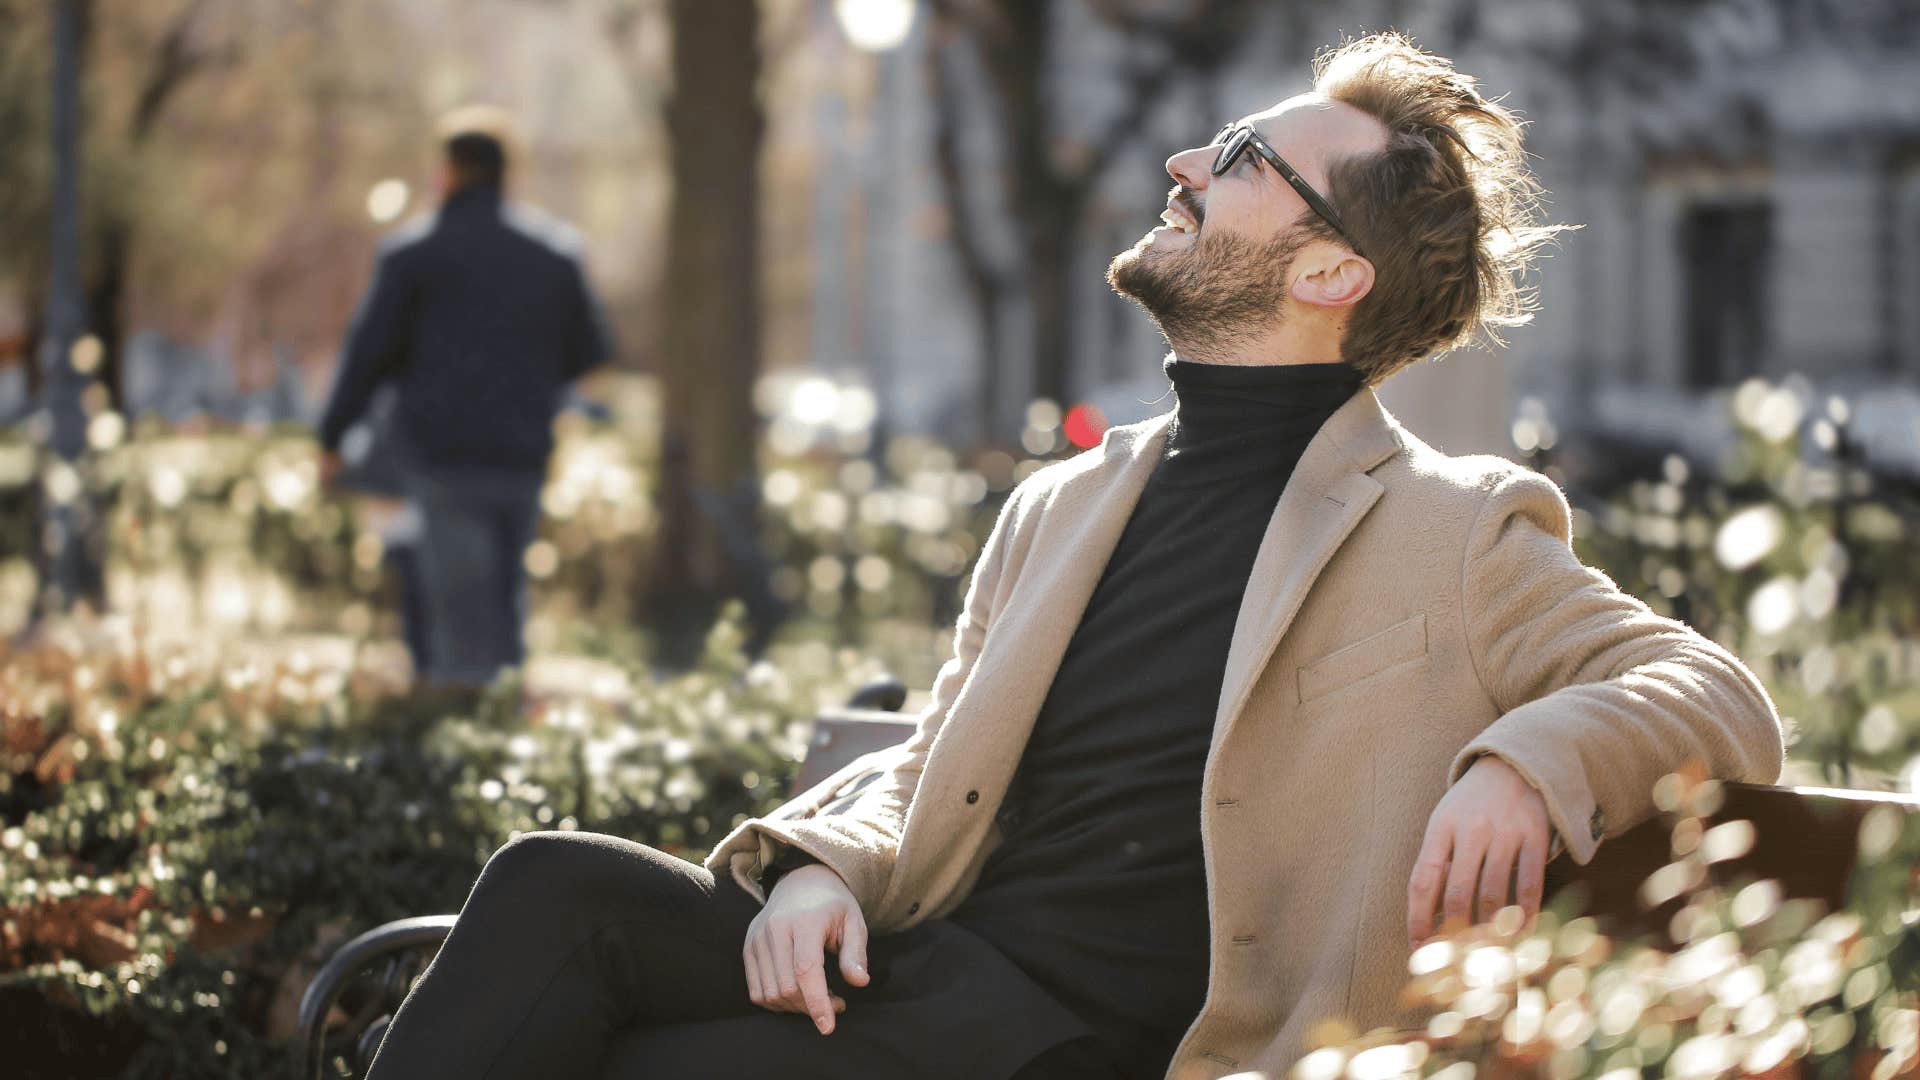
[1290,249,1374,310]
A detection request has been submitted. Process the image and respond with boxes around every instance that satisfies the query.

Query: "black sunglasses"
[1210,122,1365,258]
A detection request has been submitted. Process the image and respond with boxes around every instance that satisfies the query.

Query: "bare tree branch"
[130,0,235,142]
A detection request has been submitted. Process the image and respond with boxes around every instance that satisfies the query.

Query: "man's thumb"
[838,913,870,985]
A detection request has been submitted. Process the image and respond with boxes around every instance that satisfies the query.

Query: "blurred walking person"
[317,105,614,693]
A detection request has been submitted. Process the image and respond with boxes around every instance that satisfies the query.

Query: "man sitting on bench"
[365,31,1784,1080]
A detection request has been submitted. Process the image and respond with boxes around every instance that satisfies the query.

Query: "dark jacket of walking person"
[317,111,614,689]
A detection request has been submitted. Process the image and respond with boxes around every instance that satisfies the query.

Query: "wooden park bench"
[296,679,1919,1078]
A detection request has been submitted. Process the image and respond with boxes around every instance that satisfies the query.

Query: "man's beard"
[1107,225,1310,361]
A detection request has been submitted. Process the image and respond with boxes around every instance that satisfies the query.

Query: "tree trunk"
[89,0,222,415]
[926,9,1003,446]
[1022,197,1081,420]
[980,0,1064,436]
[936,0,1262,439]
[644,0,774,668]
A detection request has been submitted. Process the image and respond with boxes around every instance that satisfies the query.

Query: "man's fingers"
[1516,826,1549,920]
[793,930,836,1034]
[1407,828,1452,946]
[1442,824,1490,934]
[831,994,847,1013]
[768,922,798,1006]
[1477,832,1521,924]
[743,937,763,1006]
[753,933,783,1009]
[838,909,871,986]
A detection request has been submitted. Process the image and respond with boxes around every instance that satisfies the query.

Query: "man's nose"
[1165,146,1214,191]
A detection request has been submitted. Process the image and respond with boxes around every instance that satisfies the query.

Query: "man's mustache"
[1167,185,1205,228]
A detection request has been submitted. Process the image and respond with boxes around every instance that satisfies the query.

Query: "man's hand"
[744,863,871,1035]
[317,448,345,491]
[1407,753,1551,949]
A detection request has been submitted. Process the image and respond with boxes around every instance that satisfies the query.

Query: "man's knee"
[474,831,684,911]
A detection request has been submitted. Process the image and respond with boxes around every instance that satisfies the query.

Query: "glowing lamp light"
[1063,403,1107,449]
[833,0,915,52]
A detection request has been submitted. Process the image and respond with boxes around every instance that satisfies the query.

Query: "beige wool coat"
[706,384,1787,1079]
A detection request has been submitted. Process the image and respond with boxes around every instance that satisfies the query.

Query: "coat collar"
[438,182,504,221]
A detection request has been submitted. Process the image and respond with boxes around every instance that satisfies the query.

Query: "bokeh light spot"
[1063,403,1107,449]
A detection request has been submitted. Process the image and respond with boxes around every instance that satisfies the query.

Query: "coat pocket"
[1296,612,1428,706]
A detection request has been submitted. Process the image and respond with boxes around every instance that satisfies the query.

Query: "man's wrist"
[762,847,822,895]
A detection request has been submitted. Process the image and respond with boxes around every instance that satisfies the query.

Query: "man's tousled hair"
[1307,31,1577,386]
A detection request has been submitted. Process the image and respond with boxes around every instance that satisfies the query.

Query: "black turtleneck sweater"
[945,355,1365,1076]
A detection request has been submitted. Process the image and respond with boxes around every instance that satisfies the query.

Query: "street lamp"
[833,0,914,52]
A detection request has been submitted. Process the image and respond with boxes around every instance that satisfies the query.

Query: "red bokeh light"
[1063,403,1108,449]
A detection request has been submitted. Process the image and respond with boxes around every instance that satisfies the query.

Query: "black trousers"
[365,832,1127,1079]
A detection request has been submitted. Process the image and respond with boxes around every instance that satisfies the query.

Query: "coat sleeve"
[1447,467,1786,865]
[560,255,615,381]
[702,481,1028,911]
[318,245,415,452]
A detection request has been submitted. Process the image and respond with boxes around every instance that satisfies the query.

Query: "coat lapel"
[882,414,1172,912]
[1213,387,1404,739]
[941,415,1173,755]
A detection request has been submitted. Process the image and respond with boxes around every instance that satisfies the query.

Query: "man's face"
[1107,93,1386,356]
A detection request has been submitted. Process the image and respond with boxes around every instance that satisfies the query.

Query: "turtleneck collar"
[1155,354,1364,486]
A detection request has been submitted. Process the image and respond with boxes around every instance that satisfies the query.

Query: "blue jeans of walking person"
[402,463,547,689]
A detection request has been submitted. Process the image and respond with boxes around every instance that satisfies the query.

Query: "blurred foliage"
[1292,770,1920,1080]
[1564,376,1920,791]
[0,602,881,1076]
[0,371,1076,681]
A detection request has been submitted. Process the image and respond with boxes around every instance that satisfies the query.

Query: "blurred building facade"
[811,0,1920,482]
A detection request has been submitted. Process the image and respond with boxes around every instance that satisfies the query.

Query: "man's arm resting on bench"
[1444,468,1787,867]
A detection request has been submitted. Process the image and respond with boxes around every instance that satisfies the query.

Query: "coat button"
[966,790,979,804]
[907,901,920,915]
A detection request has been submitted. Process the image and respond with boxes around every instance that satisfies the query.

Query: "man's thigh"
[602,917,1107,1080]
[604,1009,927,1079]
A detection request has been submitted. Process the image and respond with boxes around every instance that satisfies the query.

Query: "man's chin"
[1106,242,1164,301]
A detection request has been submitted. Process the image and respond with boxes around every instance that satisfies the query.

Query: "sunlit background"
[1,0,1918,1076]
